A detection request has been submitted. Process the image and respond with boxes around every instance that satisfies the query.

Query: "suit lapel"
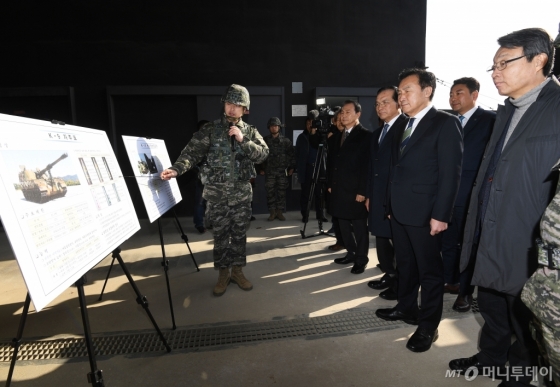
[400,108,437,158]
[462,107,483,137]
[380,114,406,151]
[372,126,382,152]
[342,124,361,147]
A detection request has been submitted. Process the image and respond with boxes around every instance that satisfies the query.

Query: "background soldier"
[258,117,295,221]
[161,84,269,297]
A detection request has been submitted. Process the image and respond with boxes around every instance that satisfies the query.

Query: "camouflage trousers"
[206,200,251,269]
[521,266,560,386]
[265,172,289,210]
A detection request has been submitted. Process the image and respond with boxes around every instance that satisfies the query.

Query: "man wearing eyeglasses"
[449,28,560,387]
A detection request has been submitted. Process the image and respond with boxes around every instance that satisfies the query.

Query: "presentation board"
[0,114,140,311]
[122,136,182,223]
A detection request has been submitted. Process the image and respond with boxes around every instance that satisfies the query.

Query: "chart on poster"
[0,114,140,311]
[121,136,182,223]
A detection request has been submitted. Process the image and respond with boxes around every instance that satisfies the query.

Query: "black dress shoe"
[375,307,418,325]
[452,295,473,312]
[367,274,394,290]
[449,355,487,373]
[350,263,367,274]
[379,288,397,300]
[406,328,438,352]
[334,255,355,264]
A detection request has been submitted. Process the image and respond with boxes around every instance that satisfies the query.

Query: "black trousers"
[441,205,466,285]
[376,236,397,293]
[458,243,477,297]
[477,287,539,386]
[332,216,345,246]
[339,217,369,265]
[376,236,395,275]
[390,217,444,331]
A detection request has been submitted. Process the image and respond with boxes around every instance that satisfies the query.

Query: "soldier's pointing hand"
[160,169,177,180]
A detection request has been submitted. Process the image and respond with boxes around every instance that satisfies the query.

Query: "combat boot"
[276,209,286,221]
[213,267,230,297]
[231,266,253,291]
[267,210,276,221]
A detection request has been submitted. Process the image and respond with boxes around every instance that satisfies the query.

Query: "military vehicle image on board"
[18,153,69,203]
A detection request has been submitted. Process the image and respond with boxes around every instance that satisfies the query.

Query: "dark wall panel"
[1,0,427,218]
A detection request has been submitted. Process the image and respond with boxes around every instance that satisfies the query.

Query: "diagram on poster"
[122,136,182,223]
[0,114,140,311]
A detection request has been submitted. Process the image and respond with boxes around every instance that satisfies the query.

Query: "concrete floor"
[0,212,499,387]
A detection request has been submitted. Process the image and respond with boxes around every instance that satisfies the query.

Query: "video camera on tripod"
[300,99,337,239]
[311,98,336,135]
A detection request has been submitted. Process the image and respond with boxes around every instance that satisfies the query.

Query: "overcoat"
[328,123,371,220]
[460,77,560,296]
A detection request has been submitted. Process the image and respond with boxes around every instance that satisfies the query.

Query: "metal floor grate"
[0,299,478,362]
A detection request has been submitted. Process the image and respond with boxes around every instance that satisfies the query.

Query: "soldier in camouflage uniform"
[521,161,560,387]
[521,28,560,387]
[161,84,269,297]
[258,117,295,221]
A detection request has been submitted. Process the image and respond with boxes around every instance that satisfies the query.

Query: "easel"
[98,208,199,330]
[6,254,171,386]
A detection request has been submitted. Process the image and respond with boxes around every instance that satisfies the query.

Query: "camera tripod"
[300,140,334,239]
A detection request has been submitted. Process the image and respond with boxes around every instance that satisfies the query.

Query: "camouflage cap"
[221,84,250,110]
[267,117,282,127]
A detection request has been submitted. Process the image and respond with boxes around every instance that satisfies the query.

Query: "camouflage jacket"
[538,160,560,267]
[258,134,295,174]
[170,116,269,205]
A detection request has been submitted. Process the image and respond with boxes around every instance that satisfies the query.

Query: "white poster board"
[0,114,140,311]
[121,136,182,223]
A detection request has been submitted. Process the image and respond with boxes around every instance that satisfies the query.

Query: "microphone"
[229,121,236,151]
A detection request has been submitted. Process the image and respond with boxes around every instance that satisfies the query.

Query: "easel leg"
[158,218,177,330]
[172,209,200,272]
[112,248,172,352]
[6,293,31,387]
[98,255,116,301]
[76,276,105,387]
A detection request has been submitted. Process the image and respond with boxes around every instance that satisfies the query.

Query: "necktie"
[379,123,389,144]
[459,115,465,127]
[341,130,349,146]
[399,118,415,153]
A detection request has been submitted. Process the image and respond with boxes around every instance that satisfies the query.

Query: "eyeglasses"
[487,55,527,72]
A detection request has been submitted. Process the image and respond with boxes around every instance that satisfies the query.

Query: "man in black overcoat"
[327,100,372,274]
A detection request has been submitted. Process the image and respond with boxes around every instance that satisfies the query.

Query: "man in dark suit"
[375,68,463,353]
[365,86,407,300]
[328,100,371,274]
[443,77,495,312]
